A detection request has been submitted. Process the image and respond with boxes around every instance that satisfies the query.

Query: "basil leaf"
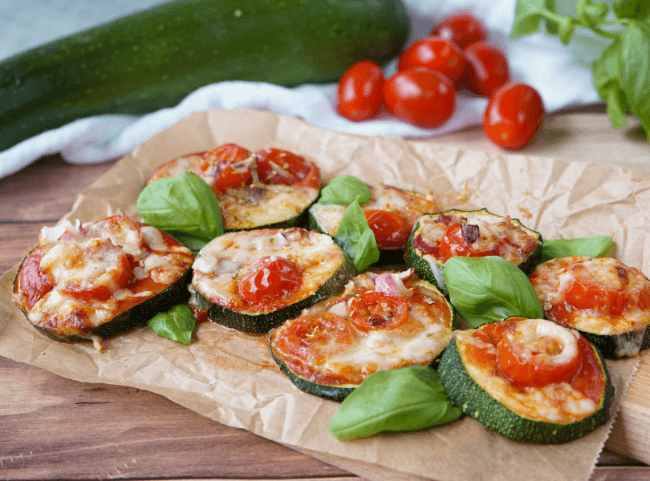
[511,0,546,38]
[334,200,379,272]
[545,0,559,34]
[618,23,650,138]
[592,41,621,101]
[541,235,613,261]
[613,0,650,20]
[606,85,630,128]
[317,175,371,206]
[147,304,196,345]
[329,366,461,441]
[137,173,224,250]
[443,256,543,328]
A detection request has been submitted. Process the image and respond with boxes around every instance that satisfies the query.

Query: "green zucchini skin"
[0,0,410,152]
[438,338,614,444]
[574,325,650,359]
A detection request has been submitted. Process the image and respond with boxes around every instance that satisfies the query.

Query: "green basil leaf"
[606,85,630,128]
[137,172,224,250]
[618,23,650,138]
[545,0,559,33]
[334,200,379,272]
[541,235,613,261]
[329,366,461,441]
[147,304,196,345]
[613,0,650,20]
[558,16,576,44]
[592,41,621,101]
[317,175,371,206]
[511,0,546,38]
[443,256,543,328]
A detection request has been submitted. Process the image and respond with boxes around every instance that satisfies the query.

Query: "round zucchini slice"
[405,208,543,292]
[12,215,195,342]
[438,317,614,444]
[529,256,650,358]
[191,228,356,334]
[269,269,456,401]
[308,184,438,264]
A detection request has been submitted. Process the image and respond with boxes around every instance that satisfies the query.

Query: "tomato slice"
[256,148,321,189]
[203,143,253,194]
[496,318,582,387]
[18,247,54,309]
[238,256,303,307]
[363,210,410,249]
[349,291,409,332]
[565,277,631,316]
[439,224,471,258]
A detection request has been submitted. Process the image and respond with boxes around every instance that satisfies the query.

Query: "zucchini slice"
[438,317,614,444]
[12,215,194,342]
[309,184,438,264]
[191,228,356,333]
[405,208,542,292]
[269,269,456,401]
[529,256,650,358]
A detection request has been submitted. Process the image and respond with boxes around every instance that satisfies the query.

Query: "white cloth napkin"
[0,0,608,179]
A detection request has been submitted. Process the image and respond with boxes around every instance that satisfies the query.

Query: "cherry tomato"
[18,247,54,309]
[564,278,630,316]
[349,292,409,332]
[398,36,467,85]
[431,13,487,49]
[337,60,385,122]
[383,68,456,129]
[256,148,321,189]
[483,83,545,150]
[364,210,411,249]
[439,224,471,259]
[238,256,302,306]
[203,143,253,195]
[461,41,510,97]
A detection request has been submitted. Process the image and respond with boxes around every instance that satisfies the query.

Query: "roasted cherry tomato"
[483,83,545,150]
[439,224,471,258]
[256,148,320,189]
[337,60,385,122]
[431,13,487,49]
[238,256,303,306]
[349,292,409,332]
[496,319,583,387]
[204,143,253,195]
[18,247,54,309]
[364,210,411,249]
[461,41,510,97]
[564,278,632,316]
[398,36,467,86]
[383,67,456,129]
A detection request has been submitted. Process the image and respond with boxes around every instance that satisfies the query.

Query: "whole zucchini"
[0,0,410,152]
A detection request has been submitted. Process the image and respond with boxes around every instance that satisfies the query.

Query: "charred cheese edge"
[269,270,455,401]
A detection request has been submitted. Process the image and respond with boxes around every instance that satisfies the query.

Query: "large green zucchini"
[0,0,410,152]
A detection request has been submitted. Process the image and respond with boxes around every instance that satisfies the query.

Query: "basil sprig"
[334,200,379,272]
[541,235,613,262]
[443,256,544,328]
[329,366,461,441]
[512,0,650,139]
[137,172,224,250]
[317,175,371,206]
[147,304,196,345]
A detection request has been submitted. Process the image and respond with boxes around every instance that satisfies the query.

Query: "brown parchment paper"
[0,108,645,481]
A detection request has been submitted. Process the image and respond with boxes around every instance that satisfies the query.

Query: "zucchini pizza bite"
[308,184,437,262]
[405,208,542,290]
[13,215,194,343]
[529,256,650,358]
[269,269,455,401]
[189,227,356,333]
[147,143,321,231]
[438,317,614,444]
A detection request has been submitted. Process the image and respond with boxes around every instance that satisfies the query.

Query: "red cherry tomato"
[18,247,54,309]
[337,60,385,122]
[363,210,411,249]
[461,41,510,97]
[439,224,471,259]
[483,83,545,150]
[349,292,409,332]
[203,143,253,194]
[564,278,631,316]
[383,68,456,129]
[398,36,467,85]
[431,13,487,49]
[238,256,303,307]
[256,148,321,189]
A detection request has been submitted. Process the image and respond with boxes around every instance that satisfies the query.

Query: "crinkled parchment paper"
[0,108,645,481]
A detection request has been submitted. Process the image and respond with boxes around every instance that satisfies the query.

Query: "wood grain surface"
[2,111,650,481]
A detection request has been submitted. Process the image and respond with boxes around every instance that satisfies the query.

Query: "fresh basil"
[511,0,548,39]
[334,200,379,272]
[317,175,371,206]
[137,172,224,250]
[147,304,196,345]
[443,256,544,328]
[329,366,461,441]
[618,22,650,137]
[541,235,613,262]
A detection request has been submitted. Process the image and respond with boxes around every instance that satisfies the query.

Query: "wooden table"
[2,110,650,481]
